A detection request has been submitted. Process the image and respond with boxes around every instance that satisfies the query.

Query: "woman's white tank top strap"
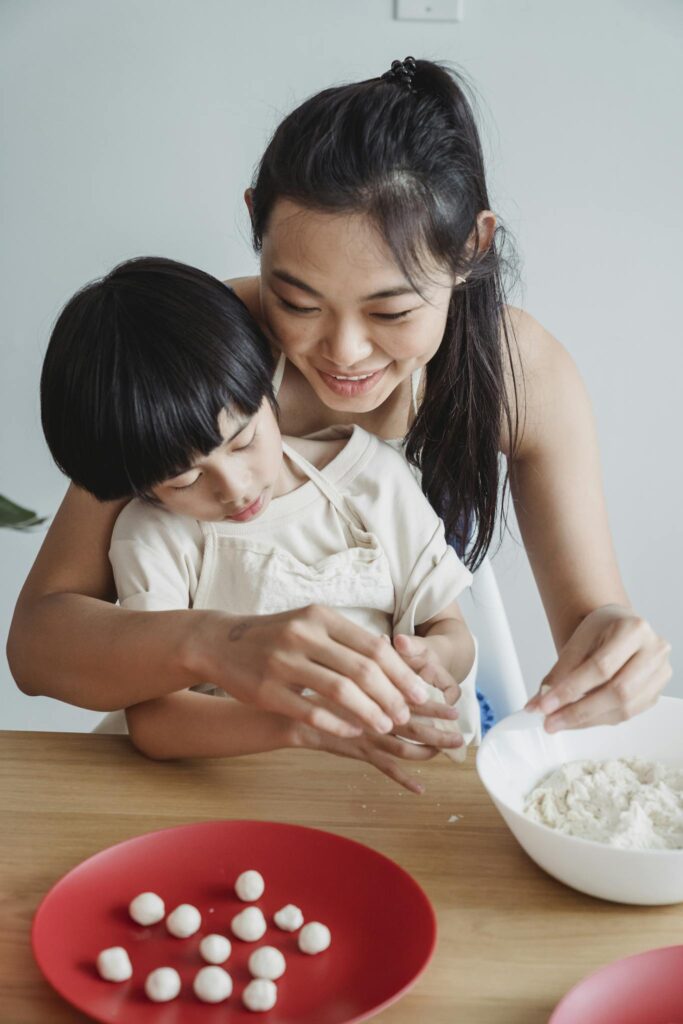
[273,351,423,419]
[272,351,287,395]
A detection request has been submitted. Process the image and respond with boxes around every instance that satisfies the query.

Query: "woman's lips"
[316,366,388,397]
[226,492,265,522]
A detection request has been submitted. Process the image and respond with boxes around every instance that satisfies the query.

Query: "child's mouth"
[225,492,265,522]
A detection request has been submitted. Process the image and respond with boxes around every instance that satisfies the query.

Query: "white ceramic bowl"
[476,695,683,905]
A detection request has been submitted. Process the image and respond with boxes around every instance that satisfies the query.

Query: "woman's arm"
[7,485,426,734]
[504,309,671,728]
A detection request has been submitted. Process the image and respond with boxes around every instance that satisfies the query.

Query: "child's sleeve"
[347,441,472,635]
[108,500,203,611]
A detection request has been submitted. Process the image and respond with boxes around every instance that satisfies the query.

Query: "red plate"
[550,945,683,1024]
[32,820,436,1023]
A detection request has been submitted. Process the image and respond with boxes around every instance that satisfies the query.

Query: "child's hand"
[390,634,461,706]
[300,726,437,794]
[295,695,464,793]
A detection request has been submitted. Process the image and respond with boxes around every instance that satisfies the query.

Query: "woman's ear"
[474,210,497,253]
[244,187,254,220]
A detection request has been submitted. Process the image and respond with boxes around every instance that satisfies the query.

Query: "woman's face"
[259,200,455,414]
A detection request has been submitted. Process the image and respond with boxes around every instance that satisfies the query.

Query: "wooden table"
[2,731,682,1023]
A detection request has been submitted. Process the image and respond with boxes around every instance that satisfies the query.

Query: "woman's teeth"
[331,373,375,380]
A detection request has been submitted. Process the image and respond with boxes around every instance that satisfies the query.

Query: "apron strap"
[281,439,362,530]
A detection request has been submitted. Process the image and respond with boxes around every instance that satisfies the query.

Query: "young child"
[40,257,480,791]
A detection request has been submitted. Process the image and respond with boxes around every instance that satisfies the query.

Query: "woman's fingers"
[544,648,672,733]
[369,751,427,793]
[323,612,429,708]
[260,682,363,739]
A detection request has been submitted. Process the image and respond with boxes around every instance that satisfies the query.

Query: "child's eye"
[172,474,201,491]
[233,429,257,451]
[277,296,319,315]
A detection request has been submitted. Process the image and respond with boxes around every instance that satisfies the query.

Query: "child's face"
[151,398,283,523]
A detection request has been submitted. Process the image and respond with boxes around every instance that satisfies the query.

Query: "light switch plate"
[395,0,464,22]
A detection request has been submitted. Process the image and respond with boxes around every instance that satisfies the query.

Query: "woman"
[8,58,671,747]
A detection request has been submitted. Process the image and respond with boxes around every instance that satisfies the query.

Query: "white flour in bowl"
[524,758,683,850]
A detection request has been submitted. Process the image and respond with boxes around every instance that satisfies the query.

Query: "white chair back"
[459,556,528,721]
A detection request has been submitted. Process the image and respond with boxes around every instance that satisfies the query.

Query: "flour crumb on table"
[524,758,683,849]
[144,966,181,1002]
[243,977,278,1011]
[199,933,231,964]
[231,906,267,941]
[128,891,165,926]
[193,965,233,1002]
[96,946,132,982]
[235,869,265,902]
[298,921,331,955]
[273,904,304,931]
[165,903,201,937]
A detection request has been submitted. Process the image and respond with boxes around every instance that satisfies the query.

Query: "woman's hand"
[190,604,431,741]
[526,604,672,731]
[297,696,463,793]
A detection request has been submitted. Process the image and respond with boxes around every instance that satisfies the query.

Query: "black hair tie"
[381,56,417,90]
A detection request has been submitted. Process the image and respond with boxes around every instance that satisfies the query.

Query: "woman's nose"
[321,317,374,367]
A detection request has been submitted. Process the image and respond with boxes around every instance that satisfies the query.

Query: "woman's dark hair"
[41,257,275,501]
[250,59,521,568]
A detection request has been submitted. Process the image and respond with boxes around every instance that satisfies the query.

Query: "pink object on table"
[550,945,683,1024]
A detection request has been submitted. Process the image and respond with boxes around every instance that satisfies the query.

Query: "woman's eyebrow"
[272,269,416,302]
[272,269,322,297]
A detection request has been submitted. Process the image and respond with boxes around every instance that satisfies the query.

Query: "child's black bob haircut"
[41,257,275,502]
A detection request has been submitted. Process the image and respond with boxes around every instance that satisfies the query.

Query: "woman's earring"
[455,275,467,286]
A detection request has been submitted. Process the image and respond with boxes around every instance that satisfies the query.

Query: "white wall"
[2,0,680,731]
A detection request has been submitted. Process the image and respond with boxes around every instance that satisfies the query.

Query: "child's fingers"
[371,752,425,794]
[411,700,459,721]
[373,734,441,761]
[395,719,464,750]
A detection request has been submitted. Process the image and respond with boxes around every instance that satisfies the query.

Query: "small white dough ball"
[243,978,277,1012]
[234,869,265,902]
[273,904,304,932]
[144,966,181,1002]
[96,946,132,982]
[298,922,331,955]
[128,891,165,926]
[231,906,267,942]
[192,965,233,1003]
[166,903,201,938]
[248,945,286,980]
[199,933,232,964]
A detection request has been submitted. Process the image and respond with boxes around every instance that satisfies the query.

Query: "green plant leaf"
[0,495,48,530]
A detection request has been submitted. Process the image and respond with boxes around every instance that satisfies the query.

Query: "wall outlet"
[394,0,464,22]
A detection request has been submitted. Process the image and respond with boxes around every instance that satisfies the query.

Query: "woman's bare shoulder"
[223,275,262,319]
[502,305,586,458]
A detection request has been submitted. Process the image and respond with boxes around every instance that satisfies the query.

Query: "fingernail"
[545,716,563,733]
[410,681,428,704]
[376,713,394,733]
[541,695,560,715]
[395,706,411,726]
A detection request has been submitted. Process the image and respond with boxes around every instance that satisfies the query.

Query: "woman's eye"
[277,296,319,314]
[372,309,414,321]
